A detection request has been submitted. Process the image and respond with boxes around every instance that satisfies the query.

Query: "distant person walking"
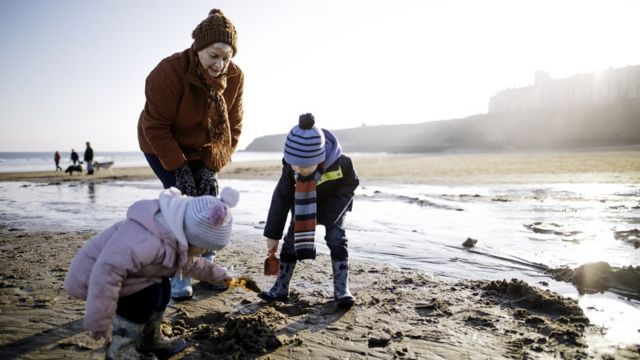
[137,9,244,300]
[84,142,94,175]
[70,149,79,165]
[54,151,62,171]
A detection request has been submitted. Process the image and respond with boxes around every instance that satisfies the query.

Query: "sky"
[1,0,639,152]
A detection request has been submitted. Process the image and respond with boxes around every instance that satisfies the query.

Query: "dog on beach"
[64,164,83,175]
[93,161,114,174]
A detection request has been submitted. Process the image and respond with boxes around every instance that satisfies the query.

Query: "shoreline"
[1,226,637,359]
[1,150,639,185]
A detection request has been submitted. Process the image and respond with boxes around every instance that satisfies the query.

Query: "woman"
[137,8,244,300]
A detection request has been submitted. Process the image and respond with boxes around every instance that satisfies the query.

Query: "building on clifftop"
[489,65,640,113]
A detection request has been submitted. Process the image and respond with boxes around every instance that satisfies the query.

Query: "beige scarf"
[197,60,233,172]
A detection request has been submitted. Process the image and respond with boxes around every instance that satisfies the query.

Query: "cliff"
[245,103,640,153]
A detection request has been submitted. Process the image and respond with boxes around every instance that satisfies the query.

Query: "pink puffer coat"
[64,198,227,339]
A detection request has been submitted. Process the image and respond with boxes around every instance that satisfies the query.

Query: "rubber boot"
[332,260,355,308]
[106,316,157,360]
[257,262,296,302]
[137,311,187,358]
[170,271,192,300]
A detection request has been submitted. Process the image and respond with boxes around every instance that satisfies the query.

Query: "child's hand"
[266,238,279,255]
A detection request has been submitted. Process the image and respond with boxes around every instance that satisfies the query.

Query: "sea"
[0,152,638,351]
[0,151,283,173]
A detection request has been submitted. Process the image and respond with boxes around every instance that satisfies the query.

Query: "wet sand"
[4,226,638,359]
[1,150,639,359]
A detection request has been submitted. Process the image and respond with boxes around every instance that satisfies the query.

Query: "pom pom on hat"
[284,113,325,167]
[206,187,238,226]
[220,187,239,208]
[299,113,315,130]
[208,202,229,226]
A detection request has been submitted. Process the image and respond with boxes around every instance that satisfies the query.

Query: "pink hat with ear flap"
[183,187,240,251]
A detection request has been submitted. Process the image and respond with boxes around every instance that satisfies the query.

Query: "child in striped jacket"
[258,113,360,308]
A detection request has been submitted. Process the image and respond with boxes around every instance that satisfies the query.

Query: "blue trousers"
[280,213,349,262]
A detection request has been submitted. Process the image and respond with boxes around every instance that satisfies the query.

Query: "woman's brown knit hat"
[191,9,238,55]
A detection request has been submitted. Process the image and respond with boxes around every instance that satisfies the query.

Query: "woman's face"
[197,43,233,78]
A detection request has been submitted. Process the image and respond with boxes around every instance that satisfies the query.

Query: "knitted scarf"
[293,172,319,260]
[197,59,233,172]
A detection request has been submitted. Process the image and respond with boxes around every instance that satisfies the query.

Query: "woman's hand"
[175,162,197,196]
[197,166,218,196]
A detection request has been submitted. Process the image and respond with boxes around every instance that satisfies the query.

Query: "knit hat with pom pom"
[183,187,239,251]
[283,113,326,168]
[192,9,238,55]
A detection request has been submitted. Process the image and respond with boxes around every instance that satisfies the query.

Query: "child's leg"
[156,277,171,312]
[258,221,297,302]
[324,215,348,261]
[325,214,355,308]
[116,278,170,323]
[138,278,187,357]
[108,278,172,359]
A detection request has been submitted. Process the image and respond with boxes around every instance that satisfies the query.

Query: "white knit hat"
[183,187,240,250]
[158,187,239,251]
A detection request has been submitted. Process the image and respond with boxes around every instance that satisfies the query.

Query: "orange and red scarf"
[197,59,233,172]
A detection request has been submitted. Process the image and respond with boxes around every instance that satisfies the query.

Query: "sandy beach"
[1,150,639,359]
[0,226,622,360]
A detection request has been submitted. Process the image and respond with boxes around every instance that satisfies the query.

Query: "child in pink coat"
[64,186,239,359]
